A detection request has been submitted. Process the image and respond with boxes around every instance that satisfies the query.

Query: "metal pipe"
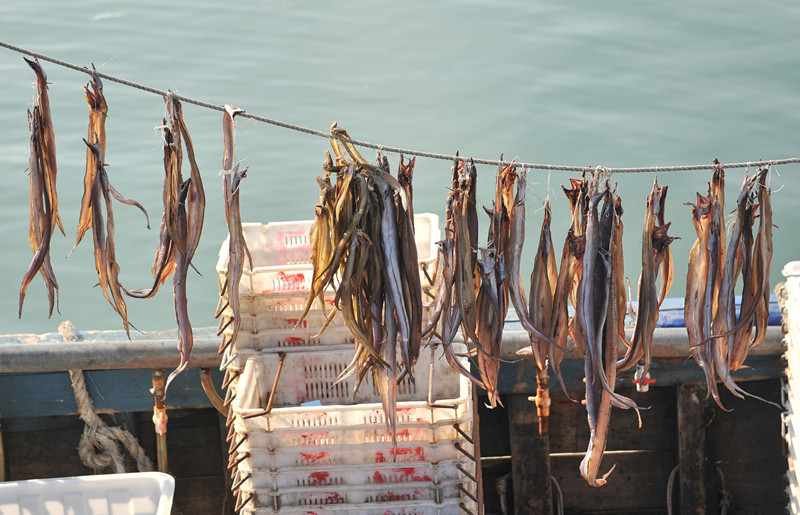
[150,369,168,474]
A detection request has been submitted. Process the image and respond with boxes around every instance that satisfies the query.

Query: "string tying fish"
[1,40,799,174]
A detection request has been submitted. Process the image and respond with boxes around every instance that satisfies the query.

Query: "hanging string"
[2,40,799,174]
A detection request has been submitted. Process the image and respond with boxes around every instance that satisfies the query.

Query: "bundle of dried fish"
[422,157,485,389]
[215,105,252,357]
[472,160,517,408]
[576,173,640,487]
[19,58,63,318]
[128,95,205,391]
[617,178,675,380]
[298,123,423,445]
[548,177,587,391]
[686,164,778,409]
[71,67,150,338]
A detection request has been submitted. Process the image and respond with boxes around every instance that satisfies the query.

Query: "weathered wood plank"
[507,394,552,515]
[3,415,92,480]
[678,384,717,514]
[551,449,674,512]
[713,379,788,510]
[548,385,676,454]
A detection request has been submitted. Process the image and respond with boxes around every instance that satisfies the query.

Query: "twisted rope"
[59,321,154,474]
[2,40,797,174]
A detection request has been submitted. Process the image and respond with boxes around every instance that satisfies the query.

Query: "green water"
[1,0,799,336]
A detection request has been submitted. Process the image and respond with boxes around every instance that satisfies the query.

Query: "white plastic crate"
[226,344,478,514]
[780,264,800,513]
[239,459,466,490]
[221,325,356,355]
[242,498,465,515]
[230,346,465,411]
[244,480,462,510]
[241,440,472,470]
[240,421,465,450]
[0,472,174,515]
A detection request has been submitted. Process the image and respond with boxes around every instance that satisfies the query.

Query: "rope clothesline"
[3,40,799,174]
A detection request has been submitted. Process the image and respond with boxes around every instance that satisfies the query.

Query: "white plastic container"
[0,472,175,515]
[230,346,464,410]
[226,345,478,513]
[242,498,465,515]
[239,459,466,490]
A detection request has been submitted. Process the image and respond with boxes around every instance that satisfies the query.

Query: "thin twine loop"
[2,40,799,174]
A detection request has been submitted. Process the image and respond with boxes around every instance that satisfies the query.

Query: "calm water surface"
[1,0,799,336]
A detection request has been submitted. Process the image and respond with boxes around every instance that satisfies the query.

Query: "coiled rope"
[59,321,154,474]
[2,40,799,174]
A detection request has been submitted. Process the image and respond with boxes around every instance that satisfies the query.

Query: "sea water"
[1,0,798,336]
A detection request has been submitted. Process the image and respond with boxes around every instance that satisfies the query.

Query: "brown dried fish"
[19,106,59,318]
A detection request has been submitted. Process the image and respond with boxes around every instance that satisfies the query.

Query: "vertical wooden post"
[508,394,552,514]
[677,384,718,514]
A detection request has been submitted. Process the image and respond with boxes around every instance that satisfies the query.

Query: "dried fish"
[19,106,59,318]
[617,178,674,379]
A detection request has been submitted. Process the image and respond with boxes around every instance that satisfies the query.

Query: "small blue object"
[300,399,322,407]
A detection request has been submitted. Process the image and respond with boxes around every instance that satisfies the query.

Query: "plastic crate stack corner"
[216,214,481,514]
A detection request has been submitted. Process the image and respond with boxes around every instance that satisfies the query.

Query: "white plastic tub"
[0,472,174,515]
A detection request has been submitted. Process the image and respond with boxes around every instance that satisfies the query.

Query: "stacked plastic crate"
[780,261,800,512]
[215,214,481,514]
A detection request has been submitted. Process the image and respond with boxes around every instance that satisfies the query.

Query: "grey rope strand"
[2,40,799,173]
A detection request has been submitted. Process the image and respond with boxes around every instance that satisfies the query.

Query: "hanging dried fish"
[617,178,675,379]
[19,106,59,318]
[19,58,63,318]
[126,95,204,392]
[422,158,485,388]
[507,170,556,371]
[549,178,586,392]
[685,175,721,406]
[472,160,517,408]
[24,58,64,237]
[745,166,773,352]
[215,105,252,355]
[578,174,639,487]
[297,123,424,446]
[69,68,149,337]
[685,164,779,409]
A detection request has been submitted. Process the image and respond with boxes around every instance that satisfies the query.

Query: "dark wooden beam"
[677,384,717,514]
[507,394,552,515]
